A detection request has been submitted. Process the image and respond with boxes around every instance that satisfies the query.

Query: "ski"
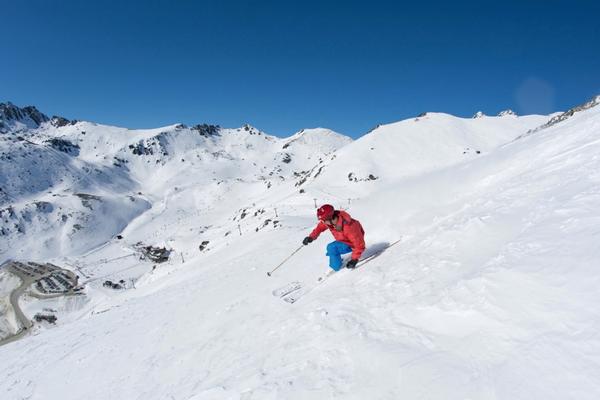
[352,252,380,269]
[282,288,308,304]
[282,270,336,303]
[279,239,403,303]
[272,281,303,297]
[281,250,385,303]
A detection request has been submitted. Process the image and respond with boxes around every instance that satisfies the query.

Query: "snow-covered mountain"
[1,96,600,400]
[0,108,351,260]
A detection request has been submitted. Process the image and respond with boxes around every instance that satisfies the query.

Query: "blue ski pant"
[326,241,353,271]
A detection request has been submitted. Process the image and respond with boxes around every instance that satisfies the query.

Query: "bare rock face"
[0,102,50,132]
[192,124,220,137]
[50,116,72,127]
[0,103,75,133]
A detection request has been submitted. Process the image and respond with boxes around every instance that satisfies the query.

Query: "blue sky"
[1,0,599,138]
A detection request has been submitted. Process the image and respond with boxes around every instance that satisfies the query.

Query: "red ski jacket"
[309,210,366,260]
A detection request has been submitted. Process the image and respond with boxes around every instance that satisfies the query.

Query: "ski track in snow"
[1,101,600,399]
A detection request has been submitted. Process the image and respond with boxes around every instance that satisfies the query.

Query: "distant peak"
[498,109,517,117]
[282,127,351,150]
[472,111,486,119]
[294,127,338,136]
[0,102,49,132]
[287,127,350,142]
[50,115,76,127]
[236,124,262,135]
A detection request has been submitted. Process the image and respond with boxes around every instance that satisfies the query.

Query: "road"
[0,261,80,346]
[0,275,34,346]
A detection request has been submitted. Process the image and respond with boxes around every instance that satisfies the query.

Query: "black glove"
[346,259,358,269]
[302,236,313,246]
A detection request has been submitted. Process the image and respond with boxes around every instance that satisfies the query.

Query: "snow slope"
[1,98,600,399]
[303,112,553,200]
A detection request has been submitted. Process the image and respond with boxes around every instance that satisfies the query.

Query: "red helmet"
[317,204,335,221]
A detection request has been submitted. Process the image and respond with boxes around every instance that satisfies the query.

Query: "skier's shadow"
[361,242,392,261]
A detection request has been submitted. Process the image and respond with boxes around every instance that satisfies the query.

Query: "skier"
[302,204,365,271]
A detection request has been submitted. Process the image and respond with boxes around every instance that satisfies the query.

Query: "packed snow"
[1,97,599,399]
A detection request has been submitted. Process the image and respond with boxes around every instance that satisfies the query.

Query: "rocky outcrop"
[192,124,220,137]
[498,109,517,117]
[45,138,80,155]
[525,94,600,135]
[128,133,171,157]
[0,102,50,132]
[50,116,72,127]
[240,124,262,135]
[347,172,378,182]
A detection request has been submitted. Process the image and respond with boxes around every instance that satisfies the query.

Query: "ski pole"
[267,245,303,277]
